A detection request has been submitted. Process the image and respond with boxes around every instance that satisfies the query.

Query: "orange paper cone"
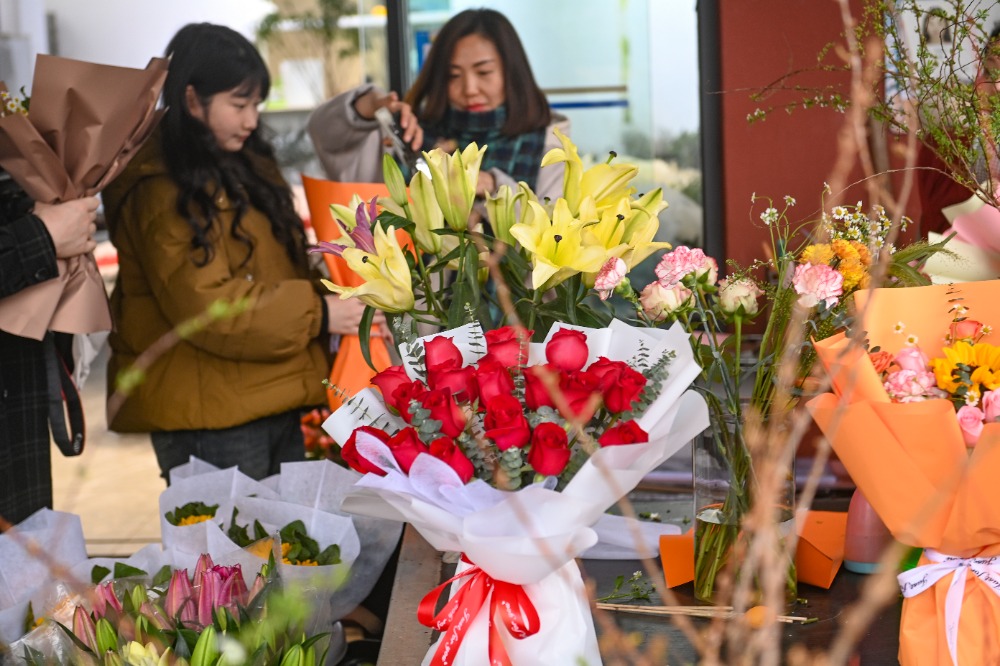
[808,280,1000,665]
[300,175,402,410]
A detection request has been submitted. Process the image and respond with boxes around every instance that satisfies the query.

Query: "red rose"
[482,326,532,368]
[425,335,464,369]
[558,370,601,422]
[386,427,428,473]
[523,365,556,410]
[545,329,590,373]
[341,426,390,476]
[484,394,531,450]
[420,389,467,438]
[474,360,516,406]
[391,380,429,422]
[586,357,621,384]
[428,437,475,483]
[596,360,647,413]
[527,422,571,476]
[598,420,649,446]
[427,363,478,403]
[371,365,413,414]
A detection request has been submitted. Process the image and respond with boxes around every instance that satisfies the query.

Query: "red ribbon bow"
[417,560,540,666]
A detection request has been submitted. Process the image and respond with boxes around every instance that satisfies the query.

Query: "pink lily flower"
[191,553,215,588]
[91,582,123,618]
[72,606,97,652]
[164,569,193,620]
[310,197,379,257]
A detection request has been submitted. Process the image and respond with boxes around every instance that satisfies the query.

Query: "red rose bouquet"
[323,318,707,666]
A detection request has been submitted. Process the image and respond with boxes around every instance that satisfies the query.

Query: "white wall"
[39,0,272,76]
[0,0,50,93]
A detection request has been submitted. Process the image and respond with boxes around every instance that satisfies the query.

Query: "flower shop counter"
[375,498,902,665]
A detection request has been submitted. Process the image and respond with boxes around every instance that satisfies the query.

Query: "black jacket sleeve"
[0,175,58,299]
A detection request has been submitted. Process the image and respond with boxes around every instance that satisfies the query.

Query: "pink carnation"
[595,257,627,301]
[792,262,843,309]
[883,369,944,402]
[956,405,985,447]
[654,246,718,287]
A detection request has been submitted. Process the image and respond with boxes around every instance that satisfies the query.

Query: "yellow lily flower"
[621,188,672,269]
[540,128,583,213]
[541,128,638,215]
[322,224,415,313]
[122,641,173,666]
[422,142,487,232]
[485,185,525,246]
[509,199,607,290]
[381,153,409,207]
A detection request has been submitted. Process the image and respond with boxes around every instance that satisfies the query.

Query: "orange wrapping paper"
[0,55,167,340]
[301,176,405,411]
[808,280,1000,665]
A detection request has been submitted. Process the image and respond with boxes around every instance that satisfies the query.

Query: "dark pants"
[151,410,306,484]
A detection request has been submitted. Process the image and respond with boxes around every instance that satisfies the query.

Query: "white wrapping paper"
[0,510,88,644]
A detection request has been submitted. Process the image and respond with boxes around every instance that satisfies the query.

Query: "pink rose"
[792,262,843,309]
[956,405,985,447]
[950,319,984,343]
[545,328,590,373]
[639,282,691,322]
[883,369,942,402]
[982,390,1000,423]
[717,277,763,316]
[894,347,929,373]
[655,246,718,287]
[595,257,628,300]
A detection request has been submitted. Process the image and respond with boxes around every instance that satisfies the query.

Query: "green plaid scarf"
[422,105,547,188]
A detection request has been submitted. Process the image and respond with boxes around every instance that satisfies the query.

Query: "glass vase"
[693,412,797,604]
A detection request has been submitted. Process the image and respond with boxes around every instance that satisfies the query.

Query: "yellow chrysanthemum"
[838,259,865,291]
[177,515,212,526]
[281,542,292,557]
[800,243,835,265]
[851,240,873,267]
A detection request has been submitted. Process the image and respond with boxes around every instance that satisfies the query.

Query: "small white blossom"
[983,325,994,336]
[784,195,796,206]
[966,393,980,407]
[906,334,919,346]
[894,321,906,334]
[760,207,779,226]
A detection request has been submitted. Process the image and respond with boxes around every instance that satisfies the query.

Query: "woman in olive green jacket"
[103,24,372,482]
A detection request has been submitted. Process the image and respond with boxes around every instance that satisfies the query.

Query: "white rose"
[639,282,692,322]
[718,277,763,316]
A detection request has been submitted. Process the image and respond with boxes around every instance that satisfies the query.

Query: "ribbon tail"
[944,567,968,666]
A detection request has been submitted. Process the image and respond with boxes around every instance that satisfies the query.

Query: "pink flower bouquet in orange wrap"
[808,279,1000,666]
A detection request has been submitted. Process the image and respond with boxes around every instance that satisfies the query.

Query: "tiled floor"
[50,348,162,556]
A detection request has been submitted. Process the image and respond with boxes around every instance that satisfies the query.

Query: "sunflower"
[930,341,1000,394]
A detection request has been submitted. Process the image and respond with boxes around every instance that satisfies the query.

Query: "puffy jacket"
[102,131,329,432]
